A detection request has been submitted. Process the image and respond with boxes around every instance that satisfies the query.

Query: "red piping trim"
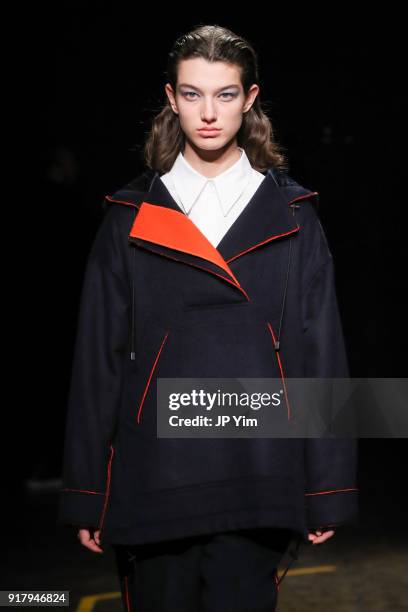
[105,195,140,209]
[108,190,249,299]
[61,488,104,495]
[137,330,170,424]
[305,487,359,496]
[224,191,318,264]
[129,241,251,301]
[98,444,115,533]
[266,321,291,420]
[290,191,319,204]
[226,225,299,264]
[274,571,280,592]
[130,202,242,287]
[124,575,131,612]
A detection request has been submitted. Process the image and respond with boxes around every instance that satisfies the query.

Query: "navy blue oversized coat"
[57,166,359,546]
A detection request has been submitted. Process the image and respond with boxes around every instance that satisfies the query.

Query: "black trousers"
[113,527,294,612]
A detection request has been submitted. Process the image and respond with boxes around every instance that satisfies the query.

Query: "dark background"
[10,10,406,548]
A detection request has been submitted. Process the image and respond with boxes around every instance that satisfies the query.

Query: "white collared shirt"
[160,147,266,247]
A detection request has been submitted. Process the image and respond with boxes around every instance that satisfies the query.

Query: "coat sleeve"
[57,205,130,530]
[301,223,359,531]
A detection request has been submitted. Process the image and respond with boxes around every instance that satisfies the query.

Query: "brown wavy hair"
[143,24,289,174]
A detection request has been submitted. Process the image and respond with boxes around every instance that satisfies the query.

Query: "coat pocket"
[150,306,282,380]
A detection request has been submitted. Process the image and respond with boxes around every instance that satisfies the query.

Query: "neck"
[182,140,242,178]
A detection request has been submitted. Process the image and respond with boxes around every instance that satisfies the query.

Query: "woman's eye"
[182,92,235,100]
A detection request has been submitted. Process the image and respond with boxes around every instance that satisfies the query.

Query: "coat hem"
[101,507,308,547]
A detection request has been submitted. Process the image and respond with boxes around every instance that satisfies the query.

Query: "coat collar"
[104,167,319,298]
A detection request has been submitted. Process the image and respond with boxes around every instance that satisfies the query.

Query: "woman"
[58,24,358,611]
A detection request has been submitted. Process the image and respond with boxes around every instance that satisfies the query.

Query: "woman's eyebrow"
[178,83,240,92]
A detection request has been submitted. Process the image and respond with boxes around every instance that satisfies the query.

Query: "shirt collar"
[168,147,254,217]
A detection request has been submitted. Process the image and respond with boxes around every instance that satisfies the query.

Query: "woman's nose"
[200,99,217,120]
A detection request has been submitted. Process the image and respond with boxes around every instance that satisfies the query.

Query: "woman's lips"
[198,129,221,136]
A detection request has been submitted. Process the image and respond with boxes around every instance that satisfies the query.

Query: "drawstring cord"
[130,171,159,360]
[274,207,296,350]
[267,168,299,353]
[266,172,304,590]
[130,231,136,360]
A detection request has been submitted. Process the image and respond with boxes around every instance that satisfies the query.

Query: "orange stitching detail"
[61,488,104,495]
[226,225,300,264]
[130,241,250,301]
[305,487,359,496]
[105,195,140,209]
[290,191,319,204]
[130,202,243,286]
[137,330,170,424]
[98,444,115,534]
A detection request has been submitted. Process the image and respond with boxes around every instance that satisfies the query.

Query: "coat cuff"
[305,487,359,529]
[57,489,106,529]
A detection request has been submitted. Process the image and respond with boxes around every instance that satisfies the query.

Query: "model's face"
[165,58,259,152]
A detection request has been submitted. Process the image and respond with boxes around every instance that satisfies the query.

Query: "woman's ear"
[243,83,260,113]
[165,83,179,114]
